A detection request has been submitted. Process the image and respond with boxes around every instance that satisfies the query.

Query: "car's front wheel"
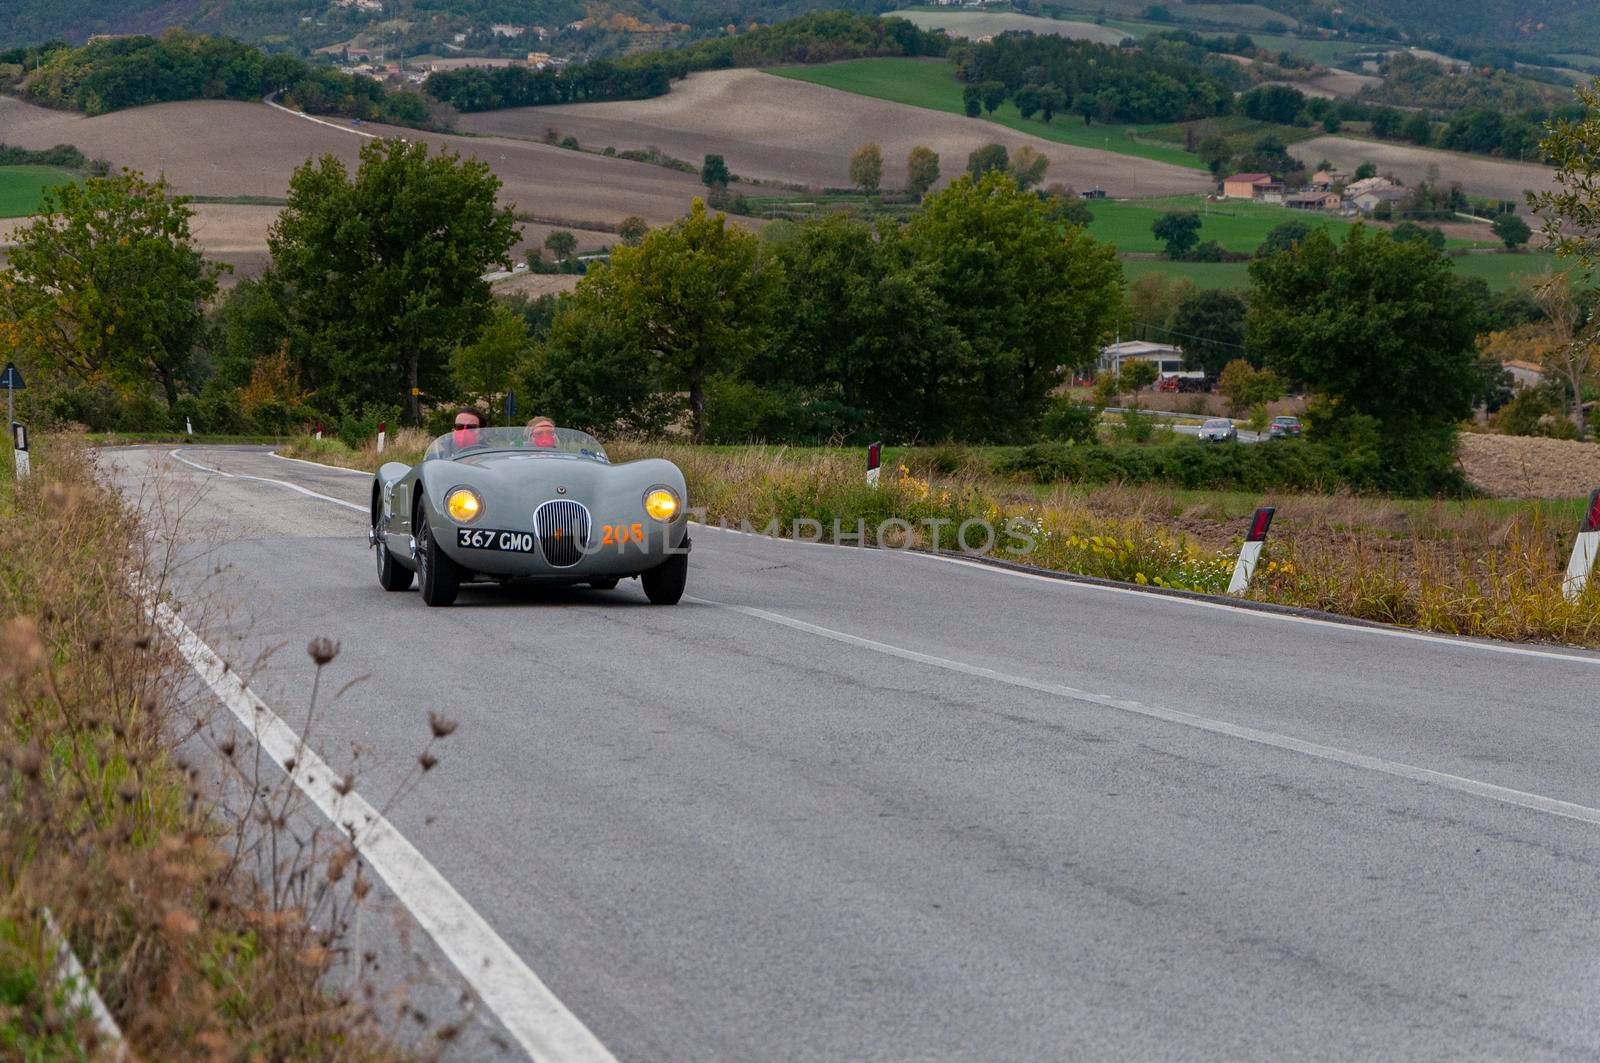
[375,530,414,592]
[415,506,461,607]
[641,551,687,605]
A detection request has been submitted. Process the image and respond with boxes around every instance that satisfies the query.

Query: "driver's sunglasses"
[454,421,479,429]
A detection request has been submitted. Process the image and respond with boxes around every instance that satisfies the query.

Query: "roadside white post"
[1228,506,1275,595]
[11,421,31,482]
[866,440,882,488]
[185,416,194,436]
[1562,489,1600,602]
[377,420,387,454]
[315,421,322,440]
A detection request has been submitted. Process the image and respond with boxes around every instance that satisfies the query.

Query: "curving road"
[106,445,1600,1062]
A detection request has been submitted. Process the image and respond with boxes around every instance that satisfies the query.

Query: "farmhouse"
[1099,340,1187,376]
[1284,190,1342,211]
[1344,176,1396,199]
[1502,359,1545,388]
[1310,169,1347,190]
[1222,172,1281,200]
[1352,186,1408,213]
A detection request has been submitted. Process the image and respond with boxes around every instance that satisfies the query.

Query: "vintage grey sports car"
[368,426,690,607]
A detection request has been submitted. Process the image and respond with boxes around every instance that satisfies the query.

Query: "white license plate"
[457,527,537,553]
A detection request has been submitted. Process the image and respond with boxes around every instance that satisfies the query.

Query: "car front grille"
[535,499,591,568]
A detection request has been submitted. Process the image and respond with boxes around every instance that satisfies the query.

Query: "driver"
[451,408,483,450]
[527,416,557,448]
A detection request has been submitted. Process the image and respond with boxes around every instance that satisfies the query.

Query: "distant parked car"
[1269,416,1303,439]
[1198,418,1237,443]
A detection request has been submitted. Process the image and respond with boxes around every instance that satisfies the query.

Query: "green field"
[1088,196,1499,253]
[769,58,1206,170]
[0,166,74,217]
[1119,249,1571,291]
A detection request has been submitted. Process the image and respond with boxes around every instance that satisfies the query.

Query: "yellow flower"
[1135,572,1148,585]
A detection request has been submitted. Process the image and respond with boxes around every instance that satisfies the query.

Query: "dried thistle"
[307,637,340,666]
[418,751,438,773]
[427,711,458,738]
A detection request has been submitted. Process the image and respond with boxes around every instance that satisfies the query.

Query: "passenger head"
[527,416,557,448]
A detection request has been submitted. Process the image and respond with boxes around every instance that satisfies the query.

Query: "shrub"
[1041,395,1100,443]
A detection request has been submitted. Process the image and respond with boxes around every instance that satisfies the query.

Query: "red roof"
[1225,172,1274,184]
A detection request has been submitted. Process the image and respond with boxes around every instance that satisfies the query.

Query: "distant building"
[1284,190,1342,211]
[1082,187,1107,199]
[1351,186,1408,213]
[1222,172,1278,200]
[1502,360,1545,388]
[1309,169,1347,190]
[1099,340,1190,377]
[491,23,525,37]
[1344,176,1396,200]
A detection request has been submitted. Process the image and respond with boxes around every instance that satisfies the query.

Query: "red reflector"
[867,441,882,471]
[1247,506,1275,543]
[1584,489,1600,533]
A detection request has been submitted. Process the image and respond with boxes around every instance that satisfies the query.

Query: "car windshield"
[1204,419,1232,428]
[425,426,609,462]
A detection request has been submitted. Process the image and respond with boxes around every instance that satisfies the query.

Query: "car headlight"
[644,487,680,522]
[445,487,483,523]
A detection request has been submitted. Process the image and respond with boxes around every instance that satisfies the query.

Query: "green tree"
[1014,85,1041,119]
[907,145,940,200]
[700,153,731,189]
[523,284,677,437]
[1389,221,1446,250]
[1038,86,1066,123]
[1196,135,1231,176]
[903,172,1123,439]
[1152,211,1202,258]
[1371,107,1402,139]
[563,199,772,443]
[1256,219,1317,259]
[1246,226,1480,491]
[1170,289,1247,377]
[962,84,981,118]
[1,171,223,409]
[979,80,1007,115]
[1531,80,1600,272]
[618,215,649,247]
[1353,161,1377,180]
[1492,212,1532,250]
[1119,358,1159,394]
[544,228,578,261]
[1217,358,1281,417]
[451,305,531,415]
[849,143,883,195]
[1403,112,1433,146]
[268,137,518,423]
[761,213,964,440]
[1008,145,1049,191]
[967,142,1009,178]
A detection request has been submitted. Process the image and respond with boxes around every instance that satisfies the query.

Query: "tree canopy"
[267,137,518,423]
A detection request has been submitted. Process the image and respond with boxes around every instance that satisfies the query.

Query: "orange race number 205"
[601,522,645,545]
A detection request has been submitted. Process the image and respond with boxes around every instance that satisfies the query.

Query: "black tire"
[375,533,414,592]
[415,506,461,607]
[641,551,687,605]
[588,577,620,590]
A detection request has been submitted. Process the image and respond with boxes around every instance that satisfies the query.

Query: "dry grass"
[458,69,1214,195]
[0,434,453,1058]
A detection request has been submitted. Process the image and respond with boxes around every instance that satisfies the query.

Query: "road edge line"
[167,450,367,513]
[146,593,616,1063]
[268,449,373,476]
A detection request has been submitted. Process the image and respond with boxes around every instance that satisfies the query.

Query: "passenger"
[527,416,557,448]
[452,408,483,450]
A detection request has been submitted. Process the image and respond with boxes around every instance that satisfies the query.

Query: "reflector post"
[1247,506,1275,543]
[866,441,882,488]
[1563,488,1600,602]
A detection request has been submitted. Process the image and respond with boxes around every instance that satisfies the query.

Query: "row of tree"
[423,13,947,112]
[4,32,432,124]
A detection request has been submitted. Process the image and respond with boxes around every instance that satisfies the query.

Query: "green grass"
[1118,251,1572,292]
[0,166,75,218]
[768,58,1207,170]
[1088,196,1498,253]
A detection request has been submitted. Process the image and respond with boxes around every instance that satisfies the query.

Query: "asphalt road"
[104,445,1600,1062]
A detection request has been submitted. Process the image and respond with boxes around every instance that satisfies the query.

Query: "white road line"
[148,596,616,1063]
[167,450,367,513]
[692,519,1600,667]
[269,449,372,476]
[901,549,1600,667]
[693,596,1600,828]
